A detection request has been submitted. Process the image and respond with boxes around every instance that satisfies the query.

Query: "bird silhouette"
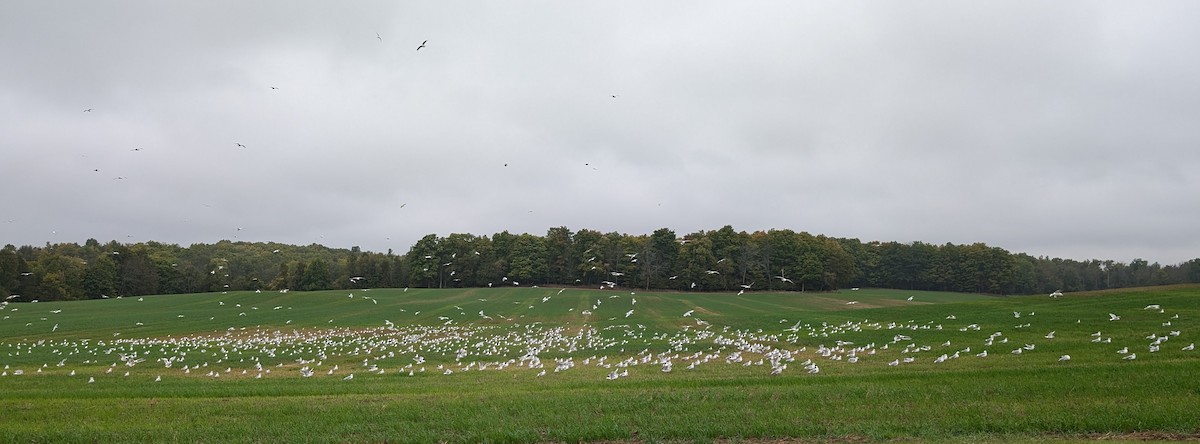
[416,40,427,51]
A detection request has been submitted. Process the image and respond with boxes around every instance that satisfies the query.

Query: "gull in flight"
[416,40,427,51]
[1108,313,1121,321]
[236,143,246,148]
[376,32,382,43]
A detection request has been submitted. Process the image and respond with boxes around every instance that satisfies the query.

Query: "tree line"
[2,226,1198,302]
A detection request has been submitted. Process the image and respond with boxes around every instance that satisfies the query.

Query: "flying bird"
[416,40,427,51]
[83,108,93,112]
[376,32,382,43]
[236,143,246,148]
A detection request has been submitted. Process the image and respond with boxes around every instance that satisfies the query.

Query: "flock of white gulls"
[0,289,1194,384]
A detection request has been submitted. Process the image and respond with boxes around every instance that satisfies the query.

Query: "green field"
[1,285,1198,443]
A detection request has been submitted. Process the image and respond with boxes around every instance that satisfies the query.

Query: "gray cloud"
[2,1,1197,265]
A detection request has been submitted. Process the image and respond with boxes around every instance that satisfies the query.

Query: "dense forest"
[2,226,1199,302]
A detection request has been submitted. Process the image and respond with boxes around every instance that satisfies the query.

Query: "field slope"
[1,285,1198,443]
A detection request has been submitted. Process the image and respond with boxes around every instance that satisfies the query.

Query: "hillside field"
[1,285,1198,443]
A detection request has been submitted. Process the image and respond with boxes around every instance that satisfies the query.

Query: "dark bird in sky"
[236,143,246,148]
[83,108,93,112]
[611,95,618,98]
[270,86,279,90]
[376,32,382,43]
[416,40,427,51]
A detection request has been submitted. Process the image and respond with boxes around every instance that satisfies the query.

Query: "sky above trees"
[2,1,1198,265]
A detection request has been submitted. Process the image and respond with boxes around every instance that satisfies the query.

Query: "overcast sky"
[2,1,1198,265]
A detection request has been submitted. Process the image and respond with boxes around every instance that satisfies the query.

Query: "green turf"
[1,285,1197,443]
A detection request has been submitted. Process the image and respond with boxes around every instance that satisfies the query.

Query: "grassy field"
[1,285,1198,443]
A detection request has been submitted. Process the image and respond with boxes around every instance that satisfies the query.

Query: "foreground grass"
[1,286,1198,443]
[4,361,1198,443]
